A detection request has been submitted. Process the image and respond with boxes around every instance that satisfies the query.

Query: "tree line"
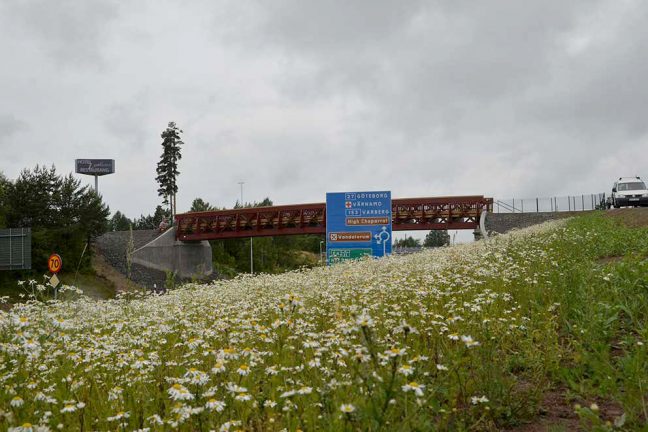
[394,230,450,248]
[1,121,452,289]
[0,165,110,276]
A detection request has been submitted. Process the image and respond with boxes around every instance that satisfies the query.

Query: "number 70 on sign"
[48,254,62,274]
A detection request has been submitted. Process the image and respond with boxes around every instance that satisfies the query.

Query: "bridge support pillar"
[132,227,213,279]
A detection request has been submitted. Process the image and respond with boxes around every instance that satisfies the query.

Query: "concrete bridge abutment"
[131,227,213,279]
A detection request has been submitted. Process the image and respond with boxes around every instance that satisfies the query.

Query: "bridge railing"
[493,193,606,213]
[175,196,494,241]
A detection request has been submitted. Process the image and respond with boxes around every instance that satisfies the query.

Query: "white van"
[610,177,648,208]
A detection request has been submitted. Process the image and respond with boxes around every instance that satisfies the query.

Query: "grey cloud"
[527,5,648,140]
[0,114,27,139]
[0,0,120,68]
[103,90,152,149]
[233,0,647,198]
[1,0,647,219]
[0,115,28,165]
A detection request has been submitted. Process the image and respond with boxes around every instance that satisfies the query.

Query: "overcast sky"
[1,0,647,220]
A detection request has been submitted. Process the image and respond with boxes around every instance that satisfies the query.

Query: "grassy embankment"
[0,212,646,431]
[0,271,116,305]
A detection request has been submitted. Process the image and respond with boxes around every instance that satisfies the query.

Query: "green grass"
[0,271,116,303]
[0,213,646,431]
[60,272,116,300]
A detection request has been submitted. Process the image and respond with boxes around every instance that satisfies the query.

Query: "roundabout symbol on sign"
[374,226,391,257]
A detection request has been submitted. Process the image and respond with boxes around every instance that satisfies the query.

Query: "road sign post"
[47,253,62,295]
[326,191,392,264]
[75,159,115,193]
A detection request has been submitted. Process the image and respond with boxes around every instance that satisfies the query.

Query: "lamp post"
[238,182,253,274]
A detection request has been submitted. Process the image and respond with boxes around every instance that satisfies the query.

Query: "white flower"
[402,381,425,397]
[133,357,151,370]
[146,414,163,426]
[205,399,226,412]
[340,404,356,413]
[11,396,24,407]
[235,393,252,401]
[237,364,251,376]
[461,335,480,348]
[280,389,297,398]
[168,383,194,401]
[52,318,69,329]
[184,368,209,385]
[61,404,77,413]
[225,383,247,394]
[408,355,429,364]
[14,316,30,327]
[23,339,40,351]
[211,361,226,374]
[8,423,36,432]
[385,347,406,357]
[108,386,123,401]
[471,395,489,405]
[356,310,374,328]
[107,411,130,422]
[186,337,203,349]
[436,364,448,371]
[398,365,415,376]
[297,386,312,395]
[219,421,241,432]
[265,365,278,375]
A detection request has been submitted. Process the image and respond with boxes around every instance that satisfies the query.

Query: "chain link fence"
[493,193,607,213]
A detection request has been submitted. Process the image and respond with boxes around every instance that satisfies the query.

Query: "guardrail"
[493,193,606,213]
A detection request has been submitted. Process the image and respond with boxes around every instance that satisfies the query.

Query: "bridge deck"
[175,196,493,241]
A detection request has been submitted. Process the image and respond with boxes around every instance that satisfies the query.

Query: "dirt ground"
[604,207,648,228]
[507,208,647,431]
[505,387,625,431]
[92,247,143,293]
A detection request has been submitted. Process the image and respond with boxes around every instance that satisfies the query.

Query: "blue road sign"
[326,191,392,264]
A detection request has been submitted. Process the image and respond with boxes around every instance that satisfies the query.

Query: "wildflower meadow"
[1,213,647,431]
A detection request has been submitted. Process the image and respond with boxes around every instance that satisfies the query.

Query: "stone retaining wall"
[95,230,168,289]
[96,229,216,290]
[484,211,593,234]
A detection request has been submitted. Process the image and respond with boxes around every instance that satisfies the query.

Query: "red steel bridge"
[175,195,493,241]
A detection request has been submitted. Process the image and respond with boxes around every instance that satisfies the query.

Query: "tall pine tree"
[156,122,183,222]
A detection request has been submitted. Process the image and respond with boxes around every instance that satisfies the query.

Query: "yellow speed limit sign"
[48,253,62,274]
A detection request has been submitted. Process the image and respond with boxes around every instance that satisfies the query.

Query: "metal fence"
[493,193,606,213]
[0,228,32,270]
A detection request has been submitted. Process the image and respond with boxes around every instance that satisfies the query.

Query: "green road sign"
[328,248,372,264]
